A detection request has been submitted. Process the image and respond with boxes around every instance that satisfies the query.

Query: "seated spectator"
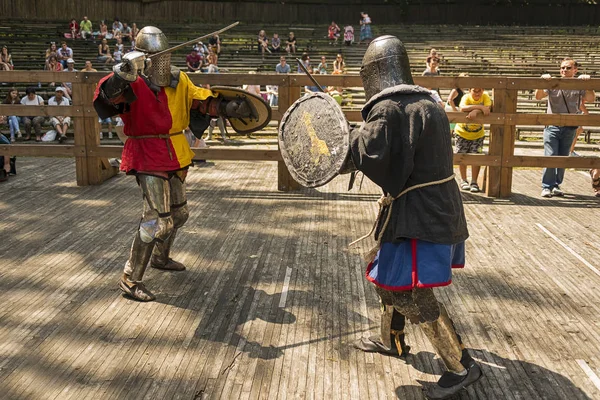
[258,30,270,59]
[68,18,79,39]
[45,42,58,68]
[194,41,208,57]
[82,60,97,72]
[206,48,219,73]
[317,56,328,74]
[333,53,346,74]
[121,22,132,42]
[328,21,341,45]
[113,46,123,63]
[243,71,261,97]
[98,116,113,140]
[423,55,441,94]
[20,87,45,142]
[286,32,297,54]
[208,34,221,55]
[0,45,13,70]
[62,58,77,99]
[46,54,63,85]
[98,39,114,65]
[57,41,73,69]
[48,87,71,143]
[298,53,310,73]
[305,67,321,93]
[276,56,291,73]
[3,88,21,142]
[454,87,493,193]
[344,25,354,46]
[186,48,203,72]
[270,33,281,53]
[112,18,123,38]
[80,16,92,39]
[266,85,278,107]
[98,20,111,39]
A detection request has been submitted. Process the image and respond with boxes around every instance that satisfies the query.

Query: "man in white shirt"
[48,87,71,143]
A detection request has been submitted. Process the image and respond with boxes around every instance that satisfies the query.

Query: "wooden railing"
[1,71,600,196]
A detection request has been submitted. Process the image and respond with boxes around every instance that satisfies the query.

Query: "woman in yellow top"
[454,87,492,193]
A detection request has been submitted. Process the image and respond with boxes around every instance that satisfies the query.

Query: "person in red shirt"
[68,18,79,39]
[186,48,203,72]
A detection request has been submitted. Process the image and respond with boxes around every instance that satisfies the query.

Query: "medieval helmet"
[360,35,414,101]
[135,26,171,87]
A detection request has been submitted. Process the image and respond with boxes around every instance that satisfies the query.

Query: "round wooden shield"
[211,86,272,134]
[278,92,350,188]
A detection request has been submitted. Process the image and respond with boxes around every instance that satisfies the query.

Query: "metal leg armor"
[120,174,174,301]
[150,172,189,271]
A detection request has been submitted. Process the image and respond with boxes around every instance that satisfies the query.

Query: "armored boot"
[150,229,186,271]
[354,305,410,357]
[119,232,156,302]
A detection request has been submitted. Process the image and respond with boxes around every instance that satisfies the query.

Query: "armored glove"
[113,51,149,82]
[219,98,254,119]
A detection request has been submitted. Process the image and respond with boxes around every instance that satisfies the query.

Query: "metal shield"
[278,92,350,188]
[211,86,272,134]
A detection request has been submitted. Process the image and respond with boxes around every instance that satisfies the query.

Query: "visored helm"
[360,35,414,101]
[135,26,171,87]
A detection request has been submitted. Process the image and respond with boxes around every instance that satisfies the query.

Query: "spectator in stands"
[121,22,132,42]
[359,12,372,45]
[100,21,112,39]
[328,21,341,45]
[0,45,13,70]
[97,38,114,66]
[258,30,270,59]
[271,33,281,53]
[266,85,278,107]
[535,57,595,198]
[48,87,71,143]
[80,16,92,39]
[446,72,469,133]
[62,58,77,99]
[298,52,310,73]
[112,18,123,38]
[304,67,321,93]
[276,56,291,73]
[344,25,354,46]
[46,54,63,84]
[68,18,79,39]
[206,48,219,73]
[286,32,297,54]
[131,23,139,48]
[186,48,203,72]
[333,53,346,74]
[454,87,493,193]
[57,41,73,69]
[208,34,221,55]
[317,56,328,74]
[113,45,123,63]
[423,56,441,94]
[45,42,58,61]
[194,41,208,57]
[3,88,21,142]
[243,71,261,97]
[82,60,97,72]
[98,116,113,140]
[20,87,45,142]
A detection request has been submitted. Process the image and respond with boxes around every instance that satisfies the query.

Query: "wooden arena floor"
[1,158,600,400]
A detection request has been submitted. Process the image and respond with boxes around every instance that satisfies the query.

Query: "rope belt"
[349,174,456,262]
[128,131,184,160]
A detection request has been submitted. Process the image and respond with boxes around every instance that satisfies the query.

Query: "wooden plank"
[506,155,600,168]
[0,144,80,157]
[488,89,507,197]
[0,104,87,117]
[500,89,518,197]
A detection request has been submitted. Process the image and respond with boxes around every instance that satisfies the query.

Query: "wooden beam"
[0,144,80,157]
[453,154,501,167]
[0,105,87,117]
[500,89,518,197]
[506,156,600,168]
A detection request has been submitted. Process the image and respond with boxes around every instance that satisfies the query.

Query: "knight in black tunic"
[350,35,482,399]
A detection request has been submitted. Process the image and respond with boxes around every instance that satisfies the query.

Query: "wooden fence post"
[488,88,517,197]
[276,76,301,191]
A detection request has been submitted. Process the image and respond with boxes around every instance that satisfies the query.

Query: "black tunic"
[349,85,469,245]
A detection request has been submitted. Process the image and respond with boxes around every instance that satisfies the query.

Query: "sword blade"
[295,58,325,93]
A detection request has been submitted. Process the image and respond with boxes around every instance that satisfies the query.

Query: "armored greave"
[124,174,173,282]
[420,304,464,374]
[151,173,188,264]
[379,302,407,351]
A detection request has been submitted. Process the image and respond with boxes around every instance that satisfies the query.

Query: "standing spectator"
[286,32,297,54]
[3,88,21,142]
[206,118,227,141]
[359,12,372,45]
[112,18,123,38]
[48,87,71,143]
[571,98,588,156]
[333,53,346,74]
[20,87,45,142]
[297,52,310,73]
[257,30,269,59]
[206,48,219,73]
[98,116,113,140]
[446,72,469,133]
[270,33,281,53]
[208,34,221,55]
[68,18,79,39]
[266,85,278,107]
[276,56,291,73]
[80,16,92,39]
[344,25,354,46]
[97,38,114,65]
[454,87,493,193]
[57,41,73,69]
[423,56,441,94]
[121,22,132,42]
[82,60,97,72]
[62,58,77,99]
[186,48,203,72]
[0,45,13,70]
[317,56,328,74]
[328,21,341,45]
[535,58,595,198]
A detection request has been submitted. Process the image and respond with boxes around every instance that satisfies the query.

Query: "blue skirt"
[366,239,465,291]
[360,25,372,40]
